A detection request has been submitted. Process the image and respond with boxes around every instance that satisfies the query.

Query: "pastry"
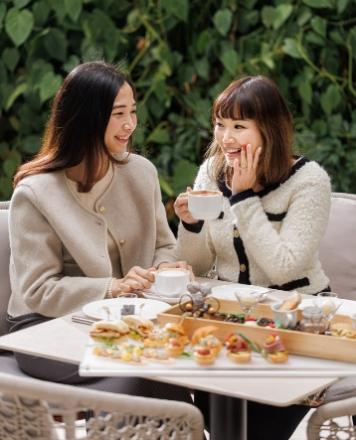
[279,292,302,312]
[165,338,185,357]
[193,346,216,365]
[262,334,289,363]
[191,325,219,345]
[225,333,251,363]
[198,334,222,356]
[163,322,189,345]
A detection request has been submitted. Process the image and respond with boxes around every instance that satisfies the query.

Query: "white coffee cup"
[188,190,223,220]
[154,268,190,297]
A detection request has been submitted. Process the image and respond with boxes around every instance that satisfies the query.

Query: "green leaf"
[44,28,68,62]
[158,176,175,197]
[311,17,327,38]
[298,81,312,105]
[64,0,82,22]
[297,8,311,26]
[33,1,50,26]
[337,0,349,14]
[220,48,239,76]
[213,9,232,36]
[195,58,209,80]
[39,71,62,103]
[321,85,341,115]
[0,4,6,32]
[3,48,19,71]
[172,160,198,193]
[22,135,41,154]
[14,0,31,8]
[148,126,170,144]
[261,6,275,28]
[273,4,293,30]
[5,8,34,46]
[3,152,21,177]
[302,0,333,8]
[5,83,27,110]
[282,38,302,59]
[164,0,188,22]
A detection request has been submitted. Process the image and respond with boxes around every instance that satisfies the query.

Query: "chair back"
[0,371,204,440]
[319,193,356,300]
[0,202,10,336]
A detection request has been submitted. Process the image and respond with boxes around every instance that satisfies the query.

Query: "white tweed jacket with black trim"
[176,156,331,294]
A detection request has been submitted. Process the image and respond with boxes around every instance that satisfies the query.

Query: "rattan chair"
[307,396,356,440]
[0,371,204,440]
[307,192,356,439]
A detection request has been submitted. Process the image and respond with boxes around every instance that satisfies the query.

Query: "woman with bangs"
[174,76,331,438]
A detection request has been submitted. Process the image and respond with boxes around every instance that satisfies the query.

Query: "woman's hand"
[111,266,155,297]
[231,144,262,194]
[174,187,199,224]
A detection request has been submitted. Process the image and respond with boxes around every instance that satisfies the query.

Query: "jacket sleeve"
[230,169,331,286]
[9,185,111,317]
[175,161,216,275]
[151,171,177,267]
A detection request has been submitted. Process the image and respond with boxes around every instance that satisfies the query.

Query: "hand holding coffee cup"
[174,187,199,224]
[187,189,223,220]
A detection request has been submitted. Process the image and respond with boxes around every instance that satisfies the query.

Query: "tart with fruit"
[193,345,216,365]
[225,333,252,363]
[191,325,222,356]
[262,334,289,363]
[165,337,185,357]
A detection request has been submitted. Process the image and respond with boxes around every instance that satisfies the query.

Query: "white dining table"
[0,281,355,439]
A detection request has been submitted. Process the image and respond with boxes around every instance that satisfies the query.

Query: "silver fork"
[71,315,96,326]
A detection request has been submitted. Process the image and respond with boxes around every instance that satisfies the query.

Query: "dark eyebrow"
[112,102,136,109]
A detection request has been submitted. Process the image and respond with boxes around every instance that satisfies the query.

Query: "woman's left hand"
[231,144,262,194]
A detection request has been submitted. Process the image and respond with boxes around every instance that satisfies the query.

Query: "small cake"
[165,338,185,357]
[225,333,251,363]
[262,334,289,363]
[193,346,216,365]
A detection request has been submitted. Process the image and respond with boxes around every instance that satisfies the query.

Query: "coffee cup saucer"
[142,287,188,305]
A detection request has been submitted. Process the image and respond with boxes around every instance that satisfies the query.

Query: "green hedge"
[1,0,355,220]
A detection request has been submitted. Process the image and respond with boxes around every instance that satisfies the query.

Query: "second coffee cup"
[154,268,190,297]
[188,190,223,220]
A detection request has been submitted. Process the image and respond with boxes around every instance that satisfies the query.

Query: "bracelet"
[105,278,115,299]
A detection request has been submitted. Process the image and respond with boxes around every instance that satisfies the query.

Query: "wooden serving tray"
[157,300,356,364]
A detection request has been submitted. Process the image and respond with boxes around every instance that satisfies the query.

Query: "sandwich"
[122,315,154,338]
[90,320,129,342]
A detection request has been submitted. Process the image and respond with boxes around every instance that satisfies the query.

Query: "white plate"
[210,284,270,301]
[142,292,182,305]
[82,298,170,321]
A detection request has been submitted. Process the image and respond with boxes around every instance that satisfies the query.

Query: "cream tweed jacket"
[176,157,331,294]
[8,154,176,318]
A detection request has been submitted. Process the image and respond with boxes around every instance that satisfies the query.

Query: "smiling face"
[104,81,137,154]
[214,117,263,167]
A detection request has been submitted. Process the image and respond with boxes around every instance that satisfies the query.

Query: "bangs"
[214,82,258,121]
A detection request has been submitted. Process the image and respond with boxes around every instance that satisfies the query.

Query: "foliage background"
[0,0,355,224]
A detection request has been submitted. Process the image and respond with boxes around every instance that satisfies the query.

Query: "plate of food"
[82,298,170,321]
[210,284,273,301]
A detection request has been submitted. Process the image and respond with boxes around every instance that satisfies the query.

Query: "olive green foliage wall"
[0,0,355,220]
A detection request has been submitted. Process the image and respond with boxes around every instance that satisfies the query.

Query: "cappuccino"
[154,268,189,297]
[188,190,223,220]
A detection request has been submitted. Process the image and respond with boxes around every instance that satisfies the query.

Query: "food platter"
[79,342,356,377]
[157,300,356,364]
